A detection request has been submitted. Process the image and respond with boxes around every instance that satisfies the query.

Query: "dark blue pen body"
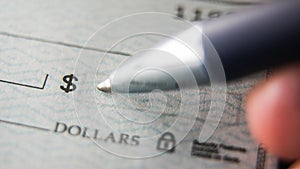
[203,0,300,80]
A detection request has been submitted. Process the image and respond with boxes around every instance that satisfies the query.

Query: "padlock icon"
[156,132,176,153]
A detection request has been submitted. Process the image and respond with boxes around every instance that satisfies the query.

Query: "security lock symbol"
[156,132,176,153]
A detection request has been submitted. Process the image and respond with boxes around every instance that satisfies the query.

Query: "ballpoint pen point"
[97,79,112,92]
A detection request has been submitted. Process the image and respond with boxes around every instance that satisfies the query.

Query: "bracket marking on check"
[0,74,49,90]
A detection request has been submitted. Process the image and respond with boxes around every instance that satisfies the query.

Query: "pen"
[97,0,300,93]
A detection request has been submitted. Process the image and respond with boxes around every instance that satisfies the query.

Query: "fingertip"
[246,64,300,160]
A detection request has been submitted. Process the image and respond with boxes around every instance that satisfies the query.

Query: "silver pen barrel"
[98,24,210,93]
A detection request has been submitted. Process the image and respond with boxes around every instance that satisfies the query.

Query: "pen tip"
[97,79,112,92]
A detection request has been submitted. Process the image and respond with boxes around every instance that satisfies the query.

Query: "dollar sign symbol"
[60,74,78,93]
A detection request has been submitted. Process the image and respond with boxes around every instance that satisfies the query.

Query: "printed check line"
[0,118,51,132]
[0,74,49,90]
[0,31,131,56]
